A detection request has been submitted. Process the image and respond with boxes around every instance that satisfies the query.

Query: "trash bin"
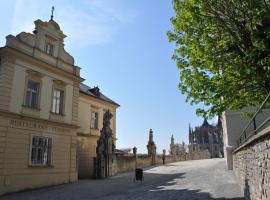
[134,168,143,181]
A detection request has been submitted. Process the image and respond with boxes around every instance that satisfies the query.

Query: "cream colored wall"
[78,100,91,134]
[40,76,53,119]
[0,117,7,195]
[0,115,78,195]
[9,65,26,113]
[77,136,98,178]
[9,59,75,124]
[0,18,81,195]
[78,95,117,136]
[65,85,74,124]
[0,53,15,111]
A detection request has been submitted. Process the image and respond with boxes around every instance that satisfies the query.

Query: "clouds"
[11,0,39,35]
[8,0,136,47]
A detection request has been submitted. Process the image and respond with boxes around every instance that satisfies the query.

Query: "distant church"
[189,117,224,158]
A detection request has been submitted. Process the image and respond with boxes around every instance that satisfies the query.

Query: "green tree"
[168,0,270,118]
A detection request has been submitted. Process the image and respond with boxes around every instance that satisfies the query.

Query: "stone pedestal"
[226,146,234,170]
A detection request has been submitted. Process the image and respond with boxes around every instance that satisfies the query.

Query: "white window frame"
[30,136,52,166]
[25,80,40,109]
[51,89,64,115]
[90,112,98,129]
[45,42,54,56]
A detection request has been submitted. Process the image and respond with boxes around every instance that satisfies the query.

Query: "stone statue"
[147,128,156,165]
[149,128,153,142]
[170,134,176,156]
[95,110,115,179]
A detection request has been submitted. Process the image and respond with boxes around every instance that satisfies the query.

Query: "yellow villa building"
[0,17,119,194]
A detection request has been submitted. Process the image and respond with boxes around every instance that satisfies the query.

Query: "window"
[45,43,54,56]
[25,80,40,108]
[91,112,98,129]
[52,89,64,114]
[31,136,52,165]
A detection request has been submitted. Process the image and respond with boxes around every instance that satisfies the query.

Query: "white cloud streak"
[9,0,136,47]
[11,0,39,34]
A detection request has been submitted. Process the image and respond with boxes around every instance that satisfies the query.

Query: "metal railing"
[237,92,270,146]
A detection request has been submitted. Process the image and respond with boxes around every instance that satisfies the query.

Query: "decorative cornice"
[1,46,84,83]
[53,79,67,87]
[26,69,44,78]
[0,109,79,129]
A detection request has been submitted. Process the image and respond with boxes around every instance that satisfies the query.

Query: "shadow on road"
[0,170,244,200]
[146,189,244,200]
[139,172,244,200]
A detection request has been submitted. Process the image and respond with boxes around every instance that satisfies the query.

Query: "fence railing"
[237,92,270,146]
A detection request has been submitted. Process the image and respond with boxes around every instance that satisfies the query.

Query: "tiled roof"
[79,83,120,107]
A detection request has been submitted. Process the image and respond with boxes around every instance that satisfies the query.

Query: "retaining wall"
[233,126,270,200]
[114,150,211,175]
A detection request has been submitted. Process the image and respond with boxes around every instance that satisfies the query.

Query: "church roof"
[202,118,211,128]
[80,83,120,107]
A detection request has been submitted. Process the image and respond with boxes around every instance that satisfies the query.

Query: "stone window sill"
[49,112,65,122]
[28,164,54,168]
[21,105,40,117]
[90,129,100,136]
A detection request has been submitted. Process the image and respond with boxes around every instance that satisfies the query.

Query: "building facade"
[77,84,119,178]
[189,118,224,158]
[0,17,119,194]
[0,18,82,194]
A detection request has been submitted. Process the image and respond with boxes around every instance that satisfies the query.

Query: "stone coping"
[234,125,270,153]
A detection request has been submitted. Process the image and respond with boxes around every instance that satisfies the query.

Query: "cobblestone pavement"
[1,158,244,200]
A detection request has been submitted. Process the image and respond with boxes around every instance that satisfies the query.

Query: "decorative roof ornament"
[51,6,55,20]
[89,86,100,97]
[149,129,153,142]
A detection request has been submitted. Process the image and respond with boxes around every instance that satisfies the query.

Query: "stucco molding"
[0,109,79,129]
[1,47,83,83]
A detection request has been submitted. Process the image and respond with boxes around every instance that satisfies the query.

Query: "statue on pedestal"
[170,134,176,156]
[147,129,156,165]
[95,110,115,179]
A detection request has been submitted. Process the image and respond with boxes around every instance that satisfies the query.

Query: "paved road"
[1,158,244,200]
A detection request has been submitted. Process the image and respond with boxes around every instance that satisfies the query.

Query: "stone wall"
[114,150,211,175]
[114,156,135,173]
[233,126,270,200]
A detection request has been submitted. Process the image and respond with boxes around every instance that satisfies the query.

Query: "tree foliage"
[168,0,270,118]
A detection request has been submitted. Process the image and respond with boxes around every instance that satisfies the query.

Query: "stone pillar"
[226,146,234,170]
[147,129,156,165]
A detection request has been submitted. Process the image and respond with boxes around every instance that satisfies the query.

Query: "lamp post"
[133,146,137,168]
[162,149,166,164]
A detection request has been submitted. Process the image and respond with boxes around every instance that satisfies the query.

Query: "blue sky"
[0,0,217,153]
